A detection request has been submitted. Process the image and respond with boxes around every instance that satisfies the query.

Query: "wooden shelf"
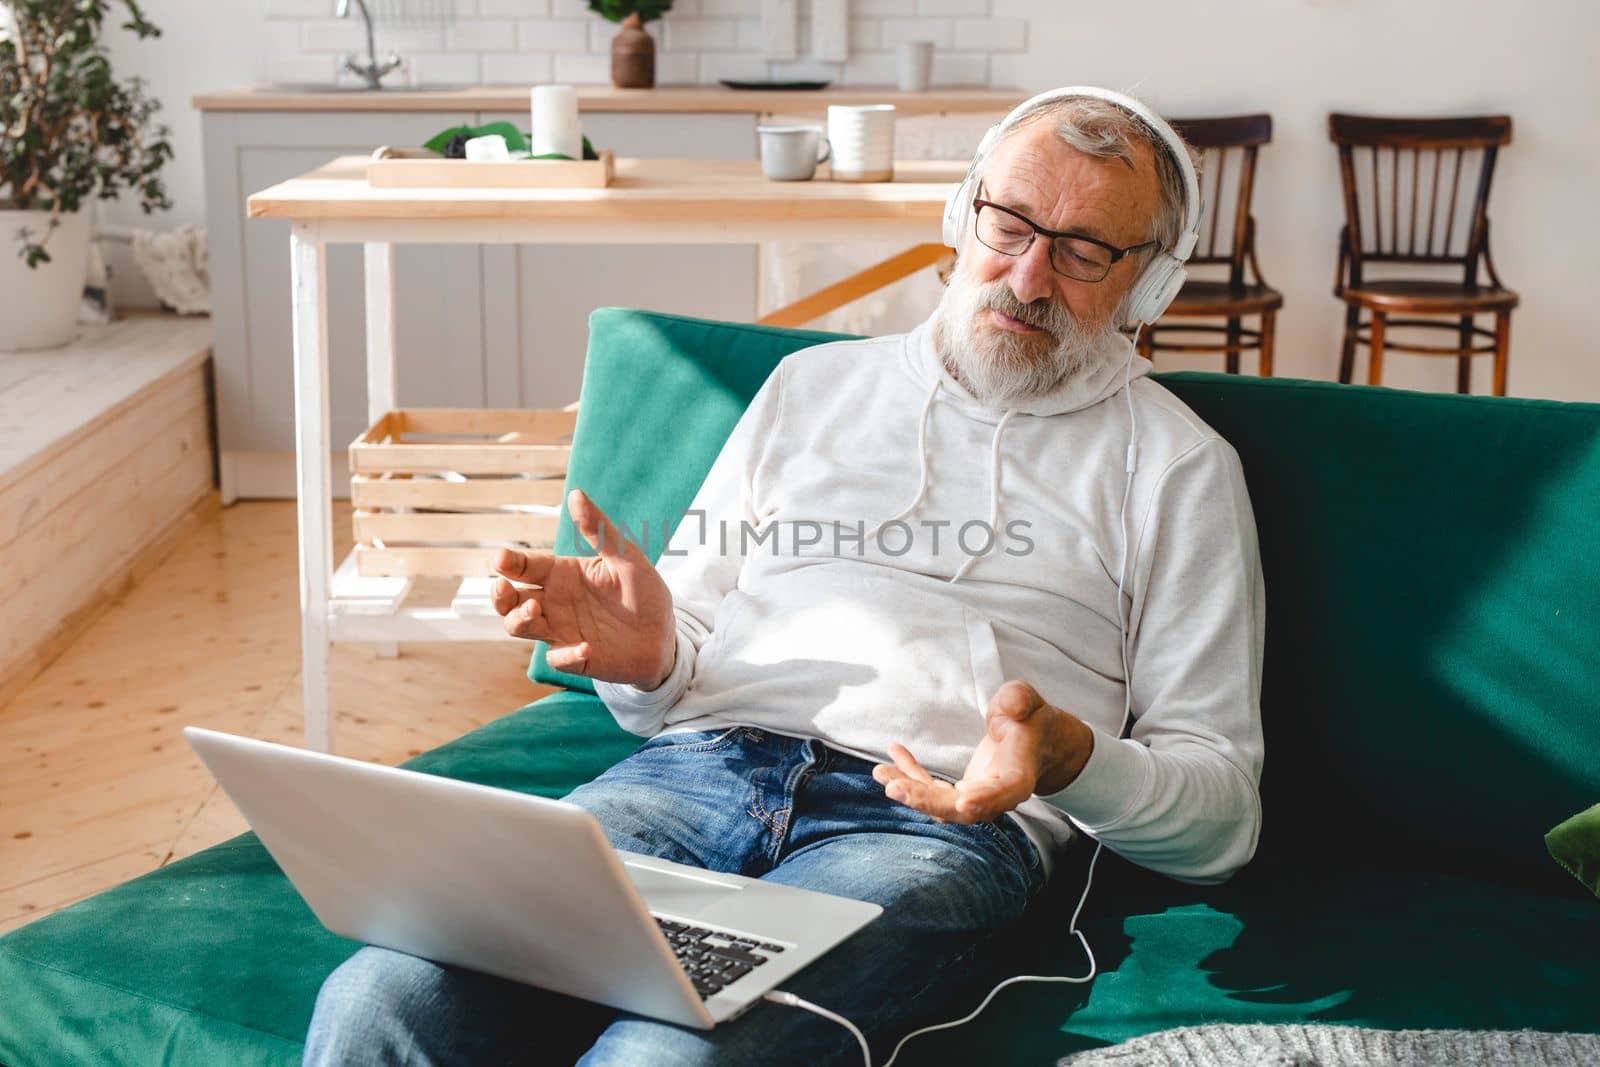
[194,85,1027,115]
[327,551,514,642]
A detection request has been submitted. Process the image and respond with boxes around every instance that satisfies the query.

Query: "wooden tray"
[366,146,615,189]
[349,408,575,577]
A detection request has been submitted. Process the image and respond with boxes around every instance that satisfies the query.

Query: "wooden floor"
[0,496,553,936]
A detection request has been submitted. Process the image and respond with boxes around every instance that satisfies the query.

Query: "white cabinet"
[203,108,759,499]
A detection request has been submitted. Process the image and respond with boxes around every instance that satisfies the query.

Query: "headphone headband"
[940,86,1203,328]
[945,86,1201,261]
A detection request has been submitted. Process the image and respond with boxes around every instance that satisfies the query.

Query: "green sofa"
[2,308,1597,1066]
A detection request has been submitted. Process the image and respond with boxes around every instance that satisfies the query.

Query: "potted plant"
[587,0,673,90]
[0,0,172,351]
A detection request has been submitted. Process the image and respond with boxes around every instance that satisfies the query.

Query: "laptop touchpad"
[624,861,745,918]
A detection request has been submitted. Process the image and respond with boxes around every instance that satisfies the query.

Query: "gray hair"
[988,93,1196,262]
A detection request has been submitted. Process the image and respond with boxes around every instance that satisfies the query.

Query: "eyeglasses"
[970,196,1160,283]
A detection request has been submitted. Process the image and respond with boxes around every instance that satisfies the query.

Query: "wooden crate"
[349,408,574,578]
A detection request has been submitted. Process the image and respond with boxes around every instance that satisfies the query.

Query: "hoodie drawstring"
[948,409,1016,585]
[864,375,942,540]
[864,373,1015,585]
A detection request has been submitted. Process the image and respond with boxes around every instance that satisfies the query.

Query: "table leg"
[292,222,334,753]
[364,243,401,661]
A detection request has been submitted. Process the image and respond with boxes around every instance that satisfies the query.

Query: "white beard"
[933,263,1127,407]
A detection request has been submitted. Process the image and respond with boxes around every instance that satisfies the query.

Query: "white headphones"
[941,86,1203,328]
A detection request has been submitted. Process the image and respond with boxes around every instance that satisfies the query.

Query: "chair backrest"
[1168,114,1273,287]
[1329,112,1512,288]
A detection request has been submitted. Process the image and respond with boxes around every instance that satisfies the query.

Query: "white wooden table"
[246,154,967,751]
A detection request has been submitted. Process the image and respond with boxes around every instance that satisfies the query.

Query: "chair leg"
[1456,314,1474,394]
[1338,304,1360,384]
[1258,311,1276,377]
[1493,311,1511,396]
[1225,317,1242,375]
[1368,313,1386,386]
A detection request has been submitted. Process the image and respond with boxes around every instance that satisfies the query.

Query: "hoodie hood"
[903,308,1152,420]
[883,309,1153,583]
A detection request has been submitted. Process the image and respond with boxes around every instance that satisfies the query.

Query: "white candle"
[529,84,582,160]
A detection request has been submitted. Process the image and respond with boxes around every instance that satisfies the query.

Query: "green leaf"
[586,0,674,23]
[0,0,171,221]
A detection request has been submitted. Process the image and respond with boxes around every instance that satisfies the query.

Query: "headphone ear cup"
[942,176,969,249]
[1125,258,1187,327]
[1143,263,1187,324]
[945,125,1001,250]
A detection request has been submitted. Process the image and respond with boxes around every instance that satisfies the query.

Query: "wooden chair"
[1138,114,1281,376]
[1330,113,1518,395]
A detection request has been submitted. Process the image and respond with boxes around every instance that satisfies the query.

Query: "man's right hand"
[491,488,677,690]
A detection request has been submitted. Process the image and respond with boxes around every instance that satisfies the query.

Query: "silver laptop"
[184,727,880,1029]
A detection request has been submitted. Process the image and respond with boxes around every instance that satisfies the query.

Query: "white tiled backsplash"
[264,0,1026,87]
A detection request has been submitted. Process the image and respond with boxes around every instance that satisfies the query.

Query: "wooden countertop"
[195,84,1024,114]
[248,155,969,221]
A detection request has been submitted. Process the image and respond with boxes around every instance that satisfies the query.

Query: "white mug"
[758,125,832,181]
[826,104,895,182]
[896,40,933,93]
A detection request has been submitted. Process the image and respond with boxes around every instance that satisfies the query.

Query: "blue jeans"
[303,726,1047,1066]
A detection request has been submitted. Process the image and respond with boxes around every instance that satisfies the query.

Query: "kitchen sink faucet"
[336,0,403,89]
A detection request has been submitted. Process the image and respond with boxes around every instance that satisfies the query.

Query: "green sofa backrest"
[533,307,1600,888]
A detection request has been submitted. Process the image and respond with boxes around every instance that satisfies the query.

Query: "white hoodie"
[596,311,1265,884]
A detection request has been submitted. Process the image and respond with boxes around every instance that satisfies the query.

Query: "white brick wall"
[517,18,591,52]
[408,51,483,83]
[481,51,553,83]
[259,1,1023,88]
[879,16,951,48]
[479,0,550,14]
[444,18,516,51]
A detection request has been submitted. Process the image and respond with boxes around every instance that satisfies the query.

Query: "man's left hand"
[872,681,1095,824]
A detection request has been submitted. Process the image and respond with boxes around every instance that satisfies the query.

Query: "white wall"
[101,0,1600,399]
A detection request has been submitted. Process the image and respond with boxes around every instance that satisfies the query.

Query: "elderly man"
[305,88,1264,1066]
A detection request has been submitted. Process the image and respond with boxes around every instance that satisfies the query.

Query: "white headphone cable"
[761,989,873,1064]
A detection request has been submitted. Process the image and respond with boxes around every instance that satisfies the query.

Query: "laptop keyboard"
[654,917,785,999]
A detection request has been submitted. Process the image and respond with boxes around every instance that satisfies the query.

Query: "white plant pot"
[0,207,91,351]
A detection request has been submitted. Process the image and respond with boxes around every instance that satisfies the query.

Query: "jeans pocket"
[641,725,745,754]
[978,814,1043,887]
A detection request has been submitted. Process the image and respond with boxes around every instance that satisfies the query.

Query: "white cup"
[758,125,832,181]
[896,40,933,93]
[827,104,895,182]
[530,84,582,159]
[464,134,511,162]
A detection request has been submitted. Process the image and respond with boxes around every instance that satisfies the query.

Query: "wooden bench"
[0,313,214,703]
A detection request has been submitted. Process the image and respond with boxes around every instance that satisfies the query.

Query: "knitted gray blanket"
[1056,1024,1600,1066]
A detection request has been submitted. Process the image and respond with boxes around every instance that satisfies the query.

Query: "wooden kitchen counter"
[248,155,969,223]
[194,85,1024,115]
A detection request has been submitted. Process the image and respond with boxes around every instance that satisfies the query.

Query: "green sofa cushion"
[3,691,1595,1067]
[1162,373,1600,888]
